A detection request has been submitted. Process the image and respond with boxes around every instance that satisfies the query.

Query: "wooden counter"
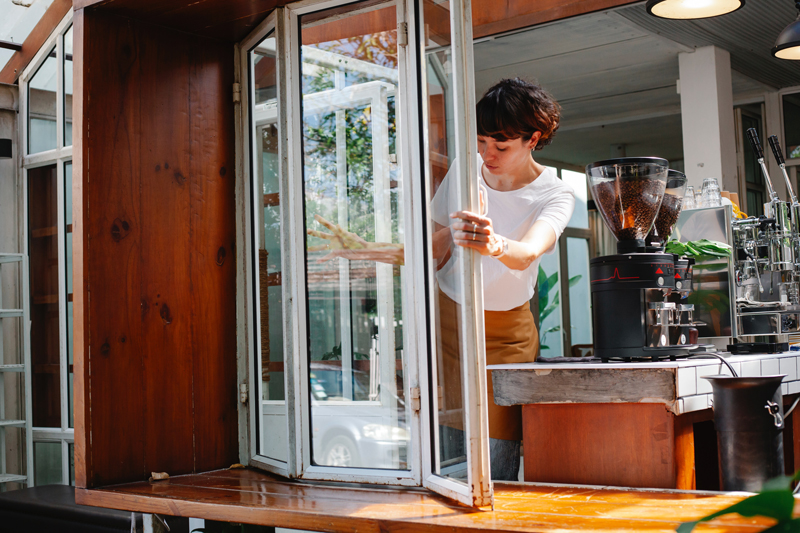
[490,352,800,490]
[77,468,791,532]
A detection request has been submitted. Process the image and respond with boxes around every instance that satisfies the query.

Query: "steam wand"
[768,135,798,204]
[747,128,780,202]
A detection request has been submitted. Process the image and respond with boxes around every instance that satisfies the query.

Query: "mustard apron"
[437,290,540,441]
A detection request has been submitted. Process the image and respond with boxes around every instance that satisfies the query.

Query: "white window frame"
[19,10,75,487]
[239,0,491,506]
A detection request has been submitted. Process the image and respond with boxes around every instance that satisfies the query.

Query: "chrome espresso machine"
[587,157,701,361]
[670,129,800,352]
[728,130,800,349]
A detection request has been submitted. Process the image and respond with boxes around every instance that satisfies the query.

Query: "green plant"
[677,471,800,532]
[537,266,581,350]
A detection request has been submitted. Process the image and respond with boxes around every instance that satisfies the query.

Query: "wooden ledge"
[75,468,788,532]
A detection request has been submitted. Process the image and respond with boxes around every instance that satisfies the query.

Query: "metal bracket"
[410,387,420,412]
[233,82,241,103]
[398,22,408,47]
[766,401,784,428]
[239,383,248,404]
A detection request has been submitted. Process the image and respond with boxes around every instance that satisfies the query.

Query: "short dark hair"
[476,78,561,150]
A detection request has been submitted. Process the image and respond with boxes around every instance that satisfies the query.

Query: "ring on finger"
[472,223,478,233]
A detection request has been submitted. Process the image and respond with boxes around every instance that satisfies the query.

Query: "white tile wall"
[676,367,696,397]
[783,383,789,396]
[696,365,723,394]
[780,357,798,381]
[789,381,800,395]
[762,358,781,376]
[683,394,709,413]
[740,360,761,377]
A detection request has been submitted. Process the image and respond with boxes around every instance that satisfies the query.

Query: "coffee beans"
[653,192,682,241]
[593,178,666,241]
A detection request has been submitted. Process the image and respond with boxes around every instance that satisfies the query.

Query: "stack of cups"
[701,178,722,207]
[684,186,696,209]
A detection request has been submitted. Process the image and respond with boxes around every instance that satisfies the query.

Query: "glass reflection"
[252,34,289,463]
[301,1,409,470]
[28,47,57,154]
[64,26,73,146]
[422,0,470,480]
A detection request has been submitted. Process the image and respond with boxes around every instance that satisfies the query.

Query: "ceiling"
[473,2,797,170]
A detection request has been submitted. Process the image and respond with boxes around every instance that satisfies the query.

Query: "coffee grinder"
[586,157,696,361]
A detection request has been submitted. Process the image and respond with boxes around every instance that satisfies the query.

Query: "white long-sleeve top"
[432,156,576,311]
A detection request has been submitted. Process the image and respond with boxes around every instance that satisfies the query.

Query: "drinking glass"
[684,186,696,209]
[701,177,721,207]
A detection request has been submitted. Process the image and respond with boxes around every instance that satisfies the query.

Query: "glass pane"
[64,25,73,146]
[28,47,57,154]
[783,93,800,160]
[301,2,410,470]
[566,238,592,353]
[65,161,73,428]
[537,246,563,358]
[562,169,588,229]
[28,164,61,427]
[421,0,470,481]
[251,33,288,463]
[34,442,62,485]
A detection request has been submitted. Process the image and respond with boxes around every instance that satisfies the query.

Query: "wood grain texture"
[523,403,684,489]
[492,368,677,406]
[72,7,88,489]
[0,0,72,84]
[75,468,786,532]
[74,10,237,488]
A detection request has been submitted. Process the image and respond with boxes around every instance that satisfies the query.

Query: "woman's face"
[477,133,541,175]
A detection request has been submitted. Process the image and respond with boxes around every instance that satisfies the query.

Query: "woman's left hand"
[450,210,503,257]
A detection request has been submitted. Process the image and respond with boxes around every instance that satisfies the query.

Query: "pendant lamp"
[646,0,744,19]
[773,2,800,60]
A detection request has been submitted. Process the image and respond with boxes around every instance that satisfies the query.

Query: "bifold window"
[241,0,492,506]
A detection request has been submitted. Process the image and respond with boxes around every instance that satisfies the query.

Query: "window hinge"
[233,82,242,103]
[398,22,408,47]
[239,383,248,404]
[410,387,420,412]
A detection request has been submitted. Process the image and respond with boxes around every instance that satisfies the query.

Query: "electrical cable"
[687,353,739,377]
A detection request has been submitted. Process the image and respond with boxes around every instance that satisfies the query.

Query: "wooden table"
[490,352,800,490]
[77,468,792,532]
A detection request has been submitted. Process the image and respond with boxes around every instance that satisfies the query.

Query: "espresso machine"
[728,129,800,348]
[586,157,699,361]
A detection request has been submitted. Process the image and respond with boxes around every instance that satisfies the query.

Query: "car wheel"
[322,436,360,467]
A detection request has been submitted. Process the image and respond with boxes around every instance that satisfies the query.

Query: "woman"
[310,78,575,480]
[430,78,574,481]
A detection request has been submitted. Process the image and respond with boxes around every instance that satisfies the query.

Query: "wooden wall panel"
[75,9,238,488]
[73,0,637,43]
[187,45,238,473]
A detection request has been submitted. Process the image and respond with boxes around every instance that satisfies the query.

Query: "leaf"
[546,271,559,292]
[568,274,582,288]
[676,491,795,532]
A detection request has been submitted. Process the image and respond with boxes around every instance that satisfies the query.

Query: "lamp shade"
[646,0,744,19]
[773,14,800,60]
[0,139,11,159]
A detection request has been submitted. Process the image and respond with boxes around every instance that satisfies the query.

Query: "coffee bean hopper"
[586,157,699,361]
